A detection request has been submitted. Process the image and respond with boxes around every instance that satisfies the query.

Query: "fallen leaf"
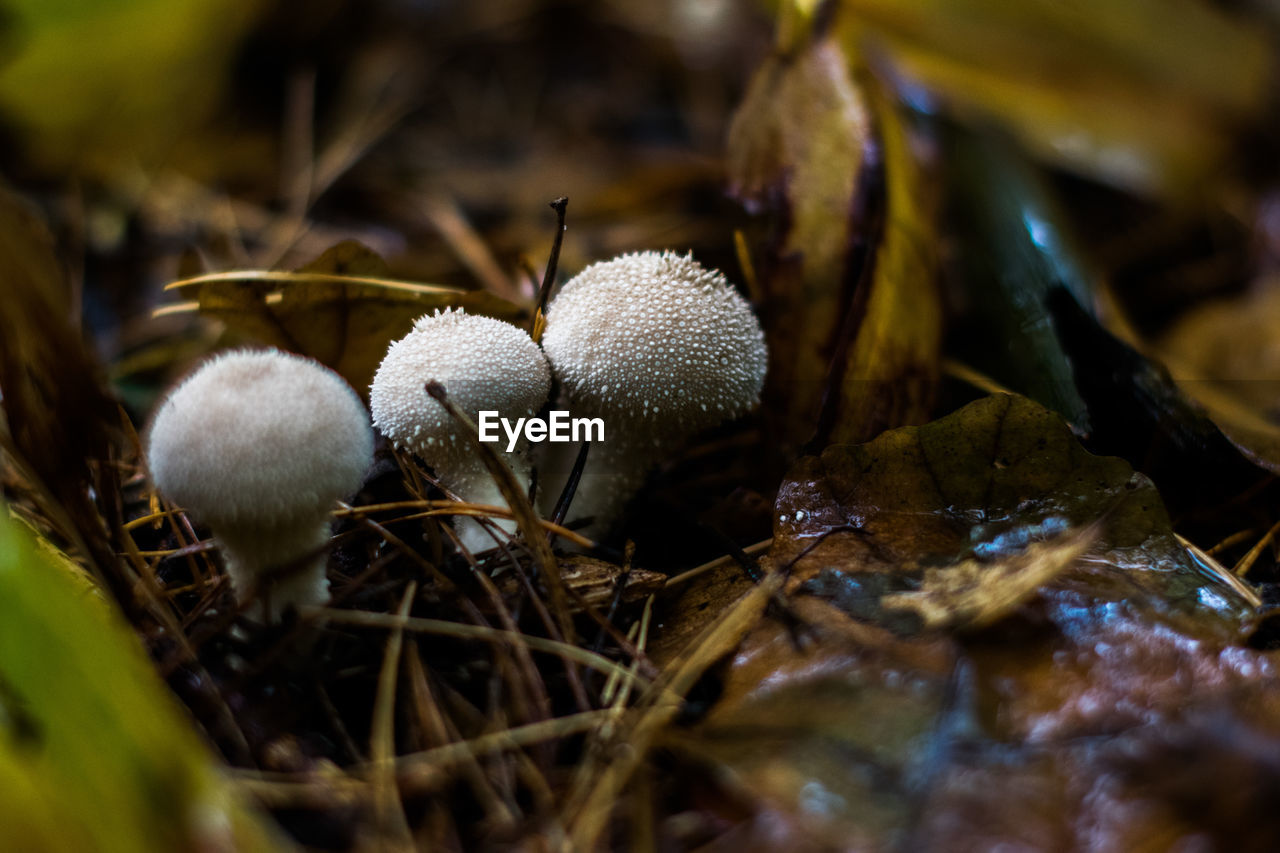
[727,24,940,449]
[0,188,117,574]
[160,239,528,394]
[1156,281,1280,474]
[668,393,1280,847]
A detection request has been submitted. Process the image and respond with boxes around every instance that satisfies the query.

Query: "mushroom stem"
[146,349,374,622]
[216,516,334,621]
[437,456,534,553]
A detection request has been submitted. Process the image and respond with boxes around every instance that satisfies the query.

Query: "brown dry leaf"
[830,0,1273,194]
[650,560,757,668]
[728,23,939,449]
[161,239,528,393]
[1156,281,1280,473]
[0,188,117,568]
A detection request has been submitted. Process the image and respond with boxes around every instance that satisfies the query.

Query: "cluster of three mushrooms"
[147,251,766,618]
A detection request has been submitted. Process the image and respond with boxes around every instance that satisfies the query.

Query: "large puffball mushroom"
[539,249,768,535]
[146,349,373,621]
[370,308,551,554]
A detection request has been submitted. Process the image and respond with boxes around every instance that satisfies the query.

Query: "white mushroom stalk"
[538,250,768,535]
[146,349,373,622]
[369,308,551,554]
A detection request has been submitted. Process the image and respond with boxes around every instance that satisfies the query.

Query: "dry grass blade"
[162,269,462,297]
[403,645,518,830]
[337,499,595,549]
[425,382,588,709]
[880,523,1101,630]
[369,584,416,846]
[1230,519,1280,581]
[1174,534,1262,609]
[566,567,785,850]
[303,607,646,689]
[664,538,773,588]
[388,710,614,794]
[416,191,523,303]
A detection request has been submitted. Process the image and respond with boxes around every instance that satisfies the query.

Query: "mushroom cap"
[541,250,767,437]
[146,349,373,529]
[369,308,551,465]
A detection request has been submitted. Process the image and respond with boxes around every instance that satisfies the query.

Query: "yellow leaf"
[831,0,1272,193]
[160,240,529,394]
[728,30,940,448]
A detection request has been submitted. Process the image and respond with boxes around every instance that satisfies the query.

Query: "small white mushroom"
[369,308,551,553]
[538,250,767,535]
[146,349,373,621]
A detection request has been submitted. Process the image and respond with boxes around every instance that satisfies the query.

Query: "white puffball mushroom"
[369,308,551,553]
[539,250,768,534]
[146,349,373,622]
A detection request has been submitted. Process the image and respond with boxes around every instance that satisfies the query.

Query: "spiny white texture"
[369,308,551,551]
[541,250,767,435]
[370,308,551,463]
[146,349,373,618]
[538,251,768,537]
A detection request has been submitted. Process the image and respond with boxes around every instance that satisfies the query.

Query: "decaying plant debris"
[4,1,1280,850]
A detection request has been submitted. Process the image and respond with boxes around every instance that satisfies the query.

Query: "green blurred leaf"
[0,509,285,851]
[0,0,264,174]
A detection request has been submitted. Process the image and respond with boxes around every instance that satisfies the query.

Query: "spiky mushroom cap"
[540,250,768,439]
[369,308,551,464]
[146,348,373,617]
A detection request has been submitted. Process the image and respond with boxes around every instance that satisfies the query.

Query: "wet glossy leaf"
[160,239,528,394]
[879,522,1098,630]
[727,28,940,450]
[774,393,1252,622]
[0,509,284,851]
[669,595,957,850]
[670,394,1280,847]
[829,0,1273,194]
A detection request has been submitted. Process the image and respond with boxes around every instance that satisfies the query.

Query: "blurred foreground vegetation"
[3,0,1280,849]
